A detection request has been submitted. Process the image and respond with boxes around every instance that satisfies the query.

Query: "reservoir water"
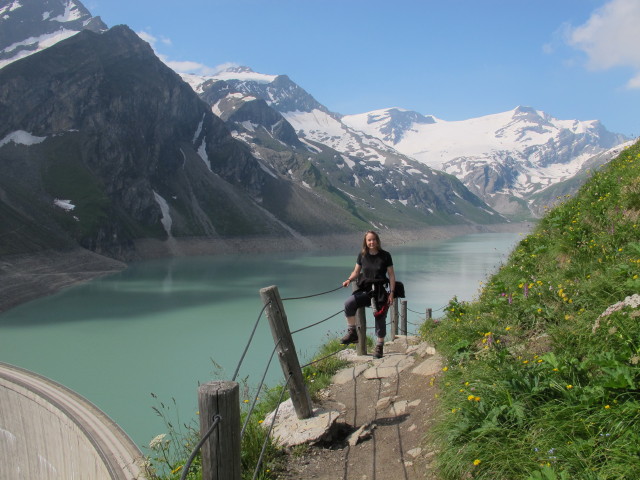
[0,231,522,450]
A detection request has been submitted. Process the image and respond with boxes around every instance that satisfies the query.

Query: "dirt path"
[277,337,443,480]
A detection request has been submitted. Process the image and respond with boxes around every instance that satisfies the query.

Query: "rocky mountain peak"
[224,65,256,74]
[363,108,437,144]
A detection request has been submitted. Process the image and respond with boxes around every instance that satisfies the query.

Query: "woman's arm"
[387,265,396,304]
[343,264,361,287]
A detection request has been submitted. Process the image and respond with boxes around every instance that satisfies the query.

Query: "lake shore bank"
[0,222,533,314]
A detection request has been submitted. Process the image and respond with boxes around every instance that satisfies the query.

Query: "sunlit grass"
[420,140,640,479]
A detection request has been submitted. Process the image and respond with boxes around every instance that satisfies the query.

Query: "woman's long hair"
[361,230,381,256]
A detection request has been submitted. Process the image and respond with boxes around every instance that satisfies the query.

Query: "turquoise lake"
[0,231,523,449]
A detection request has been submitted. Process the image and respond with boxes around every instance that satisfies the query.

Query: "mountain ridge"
[188,65,629,218]
[0,0,630,261]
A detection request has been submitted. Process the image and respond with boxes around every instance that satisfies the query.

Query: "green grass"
[144,339,351,479]
[420,140,640,479]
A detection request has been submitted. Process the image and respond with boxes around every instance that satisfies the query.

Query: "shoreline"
[0,222,534,315]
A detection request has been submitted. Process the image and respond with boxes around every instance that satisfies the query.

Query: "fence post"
[260,285,313,419]
[427,308,432,320]
[198,381,241,480]
[400,300,407,336]
[354,284,367,356]
[390,298,399,339]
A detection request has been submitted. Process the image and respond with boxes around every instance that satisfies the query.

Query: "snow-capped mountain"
[0,0,106,69]
[184,66,631,219]
[183,67,503,227]
[342,107,630,217]
[183,67,407,167]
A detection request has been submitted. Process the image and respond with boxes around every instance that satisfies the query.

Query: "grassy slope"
[421,140,640,479]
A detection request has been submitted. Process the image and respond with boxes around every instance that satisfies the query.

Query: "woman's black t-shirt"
[356,249,393,289]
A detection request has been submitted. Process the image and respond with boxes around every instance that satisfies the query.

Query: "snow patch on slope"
[0,130,47,147]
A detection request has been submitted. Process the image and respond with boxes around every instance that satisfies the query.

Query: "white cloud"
[136,30,172,47]
[627,72,640,89]
[567,0,640,89]
[165,59,230,76]
[135,30,233,77]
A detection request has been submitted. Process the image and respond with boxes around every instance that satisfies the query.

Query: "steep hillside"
[0,26,367,258]
[422,140,640,478]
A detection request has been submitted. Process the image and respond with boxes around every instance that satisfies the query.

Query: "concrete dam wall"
[0,362,145,479]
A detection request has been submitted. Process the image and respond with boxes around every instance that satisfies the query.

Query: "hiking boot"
[340,328,358,345]
[373,343,384,358]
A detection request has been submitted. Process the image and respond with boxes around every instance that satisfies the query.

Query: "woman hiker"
[341,230,396,358]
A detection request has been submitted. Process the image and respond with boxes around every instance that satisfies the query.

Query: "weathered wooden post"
[260,285,313,419]
[390,298,399,339]
[355,284,367,356]
[400,300,408,336]
[198,381,241,480]
[427,308,432,320]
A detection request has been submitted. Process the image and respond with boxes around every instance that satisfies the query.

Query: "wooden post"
[260,285,313,419]
[390,298,399,339]
[198,381,241,480]
[354,284,367,356]
[427,308,432,320]
[400,300,407,336]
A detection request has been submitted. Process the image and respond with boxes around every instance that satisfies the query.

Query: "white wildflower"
[149,433,167,449]
[593,294,640,333]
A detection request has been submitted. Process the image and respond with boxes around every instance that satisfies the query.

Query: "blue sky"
[88,0,640,137]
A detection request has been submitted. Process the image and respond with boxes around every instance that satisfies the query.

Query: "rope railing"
[191,281,437,480]
[251,373,293,480]
[301,348,343,369]
[282,285,343,301]
[290,309,343,334]
[240,338,282,440]
[179,414,221,480]
[232,302,270,382]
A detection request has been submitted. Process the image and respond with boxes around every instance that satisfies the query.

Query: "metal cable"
[282,285,343,301]
[291,309,343,334]
[300,348,344,369]
[232,302,270,382]
[240,338,282,440]
[366,320,392,330]
[179,414,221,480]
[252,374,293,480]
